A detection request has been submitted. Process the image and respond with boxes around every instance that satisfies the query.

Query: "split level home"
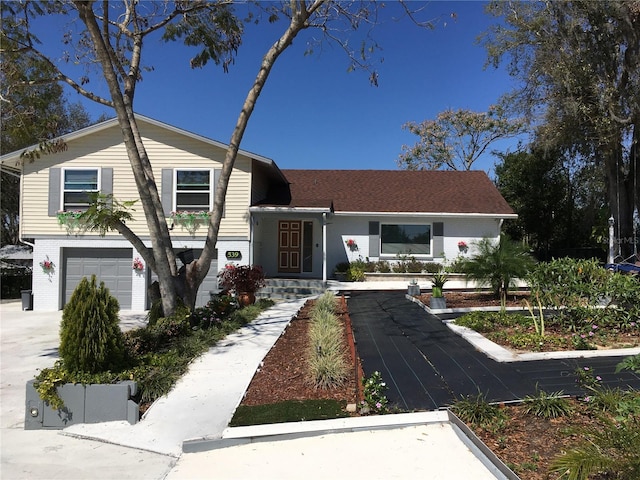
[1,115,517,311]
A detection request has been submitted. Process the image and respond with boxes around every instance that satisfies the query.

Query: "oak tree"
[482,0,640,257]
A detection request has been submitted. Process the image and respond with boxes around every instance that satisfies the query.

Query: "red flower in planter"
[218,264,266,293]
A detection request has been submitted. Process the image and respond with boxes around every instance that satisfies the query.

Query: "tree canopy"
[483,0,639,258]
[495,148,606,260]
[1,22,96,245]
[397,106,524,171]
[1,1,435,315]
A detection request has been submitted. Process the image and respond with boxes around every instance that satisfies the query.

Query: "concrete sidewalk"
[1,289,512,480]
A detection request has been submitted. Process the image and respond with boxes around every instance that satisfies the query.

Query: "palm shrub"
[550,415,640,480]
[59,275,126,374]
[460,234,535,306]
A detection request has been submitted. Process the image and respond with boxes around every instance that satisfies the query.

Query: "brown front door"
[278,220,301,274]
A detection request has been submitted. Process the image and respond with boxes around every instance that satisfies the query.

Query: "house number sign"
[225,251,242,260]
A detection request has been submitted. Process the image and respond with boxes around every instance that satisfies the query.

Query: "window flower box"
[170,211,211,235]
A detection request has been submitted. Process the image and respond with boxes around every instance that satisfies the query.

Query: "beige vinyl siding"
[21,121,251,239]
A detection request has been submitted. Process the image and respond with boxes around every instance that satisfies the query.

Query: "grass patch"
[230,399,349,426]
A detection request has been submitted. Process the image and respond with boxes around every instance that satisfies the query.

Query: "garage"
[63,248,133,309]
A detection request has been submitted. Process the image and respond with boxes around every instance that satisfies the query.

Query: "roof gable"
[0,114,276,168]
[268,170,515,216]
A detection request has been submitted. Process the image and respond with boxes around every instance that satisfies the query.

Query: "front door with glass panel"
[278,221,301,273]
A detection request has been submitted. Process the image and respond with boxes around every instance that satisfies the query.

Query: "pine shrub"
[59,275,126,374]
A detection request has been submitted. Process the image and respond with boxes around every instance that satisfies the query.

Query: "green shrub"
[462,234,536,305]
[190,294,238,330]
[59,275,126,374]
[454,311,512,333]
[450,392,507,428]
[361,370,389,414]
[375,260,391,273]
[528,258,609,309]
[616,354,640,374]
[505,332,569,351]
[346,262,366,281]
[523,389,573,418]
[333,262,350,274]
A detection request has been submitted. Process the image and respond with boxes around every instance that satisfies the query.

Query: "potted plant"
[430,270,448,309]
[218,264,266,306]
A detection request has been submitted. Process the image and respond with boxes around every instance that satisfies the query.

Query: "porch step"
[258,278,327,302]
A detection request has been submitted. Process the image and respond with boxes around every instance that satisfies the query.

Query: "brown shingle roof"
[266,170,514,215]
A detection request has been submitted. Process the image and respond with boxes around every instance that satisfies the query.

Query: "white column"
[608,216,615,265]
[322,213,327,283]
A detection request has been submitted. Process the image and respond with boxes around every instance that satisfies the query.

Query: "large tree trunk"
[76,2,179,315]
[191,4,316,303]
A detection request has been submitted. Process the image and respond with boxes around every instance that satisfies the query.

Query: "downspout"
[322,212,327,284]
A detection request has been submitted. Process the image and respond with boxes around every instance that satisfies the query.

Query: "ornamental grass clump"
[307,292,348,389]
[314,290,338,314]
[523,388,573,419]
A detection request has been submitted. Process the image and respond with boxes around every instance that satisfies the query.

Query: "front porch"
[258,278,327,302]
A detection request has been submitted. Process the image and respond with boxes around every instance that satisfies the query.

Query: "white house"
[1,115,516,311]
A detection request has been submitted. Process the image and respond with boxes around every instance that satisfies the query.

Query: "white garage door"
[64,248,133,309]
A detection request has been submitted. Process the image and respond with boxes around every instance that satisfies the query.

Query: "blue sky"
[45,1,525,174]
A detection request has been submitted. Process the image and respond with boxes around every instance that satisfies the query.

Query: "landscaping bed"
[417,291,531,309]
[239,297,359,408]
[241,291,640,479]
[450,304,640,353]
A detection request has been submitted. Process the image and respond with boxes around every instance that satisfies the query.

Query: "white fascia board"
[249,206,332,214]
[0,114,276,167]
[333,211,518,219]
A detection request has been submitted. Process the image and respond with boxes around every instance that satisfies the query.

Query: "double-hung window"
[380,224,431,256]
[175,169,212,212]
[62,168,100,211]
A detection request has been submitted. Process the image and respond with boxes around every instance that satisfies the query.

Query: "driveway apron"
[347,291,640,411]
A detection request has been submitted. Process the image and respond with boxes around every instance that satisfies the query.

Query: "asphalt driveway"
[347,291,640,411]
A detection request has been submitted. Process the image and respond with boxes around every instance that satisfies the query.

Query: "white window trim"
[173,168,214,212]
[379,222,433,258]
[60,167,101,211]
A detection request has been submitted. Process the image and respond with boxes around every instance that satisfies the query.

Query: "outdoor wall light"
[29,407,39,417]
[608,216,615,227]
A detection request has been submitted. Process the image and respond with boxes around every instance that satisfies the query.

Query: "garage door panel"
[64,248,132,309]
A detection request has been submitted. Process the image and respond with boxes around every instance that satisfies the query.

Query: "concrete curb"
[407,294,640,363]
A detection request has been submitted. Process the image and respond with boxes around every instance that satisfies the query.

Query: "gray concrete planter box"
[430,297,447,309]
[25,379,139,430]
